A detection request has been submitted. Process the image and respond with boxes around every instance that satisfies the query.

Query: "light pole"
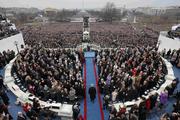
[157,40,161,49]
[14,41,19,54]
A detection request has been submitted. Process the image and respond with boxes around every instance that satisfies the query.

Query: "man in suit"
[88,84,96,103]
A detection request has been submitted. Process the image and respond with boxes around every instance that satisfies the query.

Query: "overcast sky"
[0,0,180,9]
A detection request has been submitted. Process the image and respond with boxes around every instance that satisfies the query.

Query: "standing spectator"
[111,89,118,103]
[69,87,76,103]
[109,105,117,120]
[138,98,147,120]
[17,112,26,120]
[160,90,168,107]
[72,102,80,120]
[103,94,110,110]
[0,75,4,89]
[32,98,41,114]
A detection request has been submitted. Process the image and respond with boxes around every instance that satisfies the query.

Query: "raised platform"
[0,33,25,54]
[158,31,180,52]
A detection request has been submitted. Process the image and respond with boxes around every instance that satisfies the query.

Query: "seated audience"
[13,46,84,104]
[96,46,167,103]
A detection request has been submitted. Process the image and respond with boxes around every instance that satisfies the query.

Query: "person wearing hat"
[17,112,26,120]
[88,84,96,103]
[72,102,80,120]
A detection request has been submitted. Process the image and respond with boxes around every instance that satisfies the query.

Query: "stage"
[158,31,180,52]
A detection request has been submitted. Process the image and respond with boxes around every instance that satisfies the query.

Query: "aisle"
[85,58,103,120]
[80,51,104,120]
[93,63,109,120]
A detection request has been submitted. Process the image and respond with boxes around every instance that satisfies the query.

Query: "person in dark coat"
[0,89,9,105]
[17,112,27,120]
[72,102,80,120]
[138,98,147,120]
[0,75,4,89]
[88,84,96,103]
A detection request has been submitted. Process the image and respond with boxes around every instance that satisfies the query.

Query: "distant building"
[44,8,58,16]
[165,6,180,16]
[136,7,166,15]
[136,6,180,16]
[34,15,48,22]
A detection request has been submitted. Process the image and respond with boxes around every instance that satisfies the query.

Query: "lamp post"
[14,41,19,54]
[156,40,161,51]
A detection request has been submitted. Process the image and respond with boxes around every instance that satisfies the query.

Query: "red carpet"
[93,60,105,120]
[83,64,87,120]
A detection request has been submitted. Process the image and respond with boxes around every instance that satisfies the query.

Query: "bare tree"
[102,2,117,22]
[17,13,28,23]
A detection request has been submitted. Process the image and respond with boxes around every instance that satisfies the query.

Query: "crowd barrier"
[4,57,73,120]
[113,57,176,112]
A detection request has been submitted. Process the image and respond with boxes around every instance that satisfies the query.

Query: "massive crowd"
[90,22,159,48]
[0,15,19,40]
[0,13,179,119]
[12,45,84,104]
[19,23,83,48]
[19,22,159,48]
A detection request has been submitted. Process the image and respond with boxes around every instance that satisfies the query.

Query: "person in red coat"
[146,98,151,112]
[23,102,31,113]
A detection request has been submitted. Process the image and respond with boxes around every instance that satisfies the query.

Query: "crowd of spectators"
[0,76,12,119]
[0,49,16,119]
[12,45,84,104]
[160,92,180,120]
[161,48,180,67]
[18,22,160,48]
[0,50,15,68]
[94,47,179,120]
[19,23,83,48]
[107,78,179,120]
[90,22,159,48]
[0,15,19,40]
[96,46,167,103]
[0,16,179,119]
[20,97,58,120]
